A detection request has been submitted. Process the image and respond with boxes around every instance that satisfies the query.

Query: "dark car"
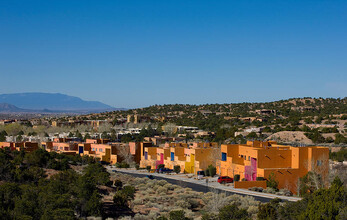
[159,168,173,173]
[218,176,233,184]
[197,171,205,176]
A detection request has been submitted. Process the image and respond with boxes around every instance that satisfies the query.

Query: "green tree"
[299,176,346,219]
[219,203,249,220]
[169,210,192,220]
[335,133,347,144]
[266,172,279,190]
[257,198,281,220]
[174,165,181,174]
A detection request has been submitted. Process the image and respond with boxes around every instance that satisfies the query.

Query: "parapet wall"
[234,180,267,189]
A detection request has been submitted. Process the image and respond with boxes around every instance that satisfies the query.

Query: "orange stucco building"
[217,141,329,193]
[140,142,219,174]
[0,142,39,152]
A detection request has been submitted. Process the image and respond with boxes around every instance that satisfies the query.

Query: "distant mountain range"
[0,93,123,113]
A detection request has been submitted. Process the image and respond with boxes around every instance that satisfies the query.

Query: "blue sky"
[1,1,346,108]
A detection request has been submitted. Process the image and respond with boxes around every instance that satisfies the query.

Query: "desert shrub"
[247,205,259,216]
[249,187,263,192]
[169,210,192,220]
[174,166,181,174]
[146,166,151,172]
[278,188,292,196]
[152,184,159,191]
[157,186,167,194]
[116,162,130,168]
[218,203,249,220]
[158,164,165,169]
[241,178,247,181]
[163,183,175,191]
[142,195,150,201]
[135,164,140,170]
[115,162,122,168]
[133,177,147,185]
[205,168,210,176]
[134,213,150,220]
[157,180,167,186]
[184,209,197,219]
[149,196,157,203]
[203,192,235,213]
[174,188,185,194]
[148,210,160,219]
[146,180,156,188]
[207,165,216,177]
[122,185,136,200]
[137,183,147,191]
[175,200,191,209]
[133,198,143,205]
[145,201,156,208]
[188,198,201,209]
[113,191,128,207]
[263,187,276,194]
[119,216,133,220]
[114,179,123,190]
[257,198,281,220]
[266,172,279,190]
[256,177,265,181]
[177,193,192,201]
[201,213,219,220]
[234,174,240,182]
[239,196,259,210]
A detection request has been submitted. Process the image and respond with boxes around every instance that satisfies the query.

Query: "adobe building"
[0,141,39,152]
[140,142,219,174]
[217,141,329,193]
[129,142,153,163]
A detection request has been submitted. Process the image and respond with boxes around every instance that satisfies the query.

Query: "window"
[221,152,227,161]
[99,149,103,152]
[317,160,322,166]
[248,156,250,161]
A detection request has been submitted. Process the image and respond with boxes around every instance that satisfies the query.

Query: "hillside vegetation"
[72,97,347,145]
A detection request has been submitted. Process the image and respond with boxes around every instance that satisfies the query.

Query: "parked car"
[218,176,233,184]
[111,170,117,173]
[159,168,173,173]
[197,171,205,180]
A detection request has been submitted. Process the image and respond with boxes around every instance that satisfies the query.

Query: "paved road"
[111,169,301,203]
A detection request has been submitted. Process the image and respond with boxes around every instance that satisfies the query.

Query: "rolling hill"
[0,93,120,113]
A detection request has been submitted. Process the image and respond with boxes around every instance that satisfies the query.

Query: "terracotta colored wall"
[218,141,329,194]
[234,181,267,189]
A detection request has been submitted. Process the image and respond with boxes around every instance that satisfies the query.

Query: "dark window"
[222,152,227,161]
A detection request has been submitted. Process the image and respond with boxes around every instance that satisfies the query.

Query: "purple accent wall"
[251,158,257,181]
[156,153,164,168]
[245,166,252,181]
[244,158,257,181]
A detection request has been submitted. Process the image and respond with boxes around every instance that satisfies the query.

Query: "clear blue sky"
[1,1,346,108]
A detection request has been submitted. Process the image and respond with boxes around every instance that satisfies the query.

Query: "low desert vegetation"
[113,173,260,219]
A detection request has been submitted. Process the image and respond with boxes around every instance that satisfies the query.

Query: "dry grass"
[115,173,260,219]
